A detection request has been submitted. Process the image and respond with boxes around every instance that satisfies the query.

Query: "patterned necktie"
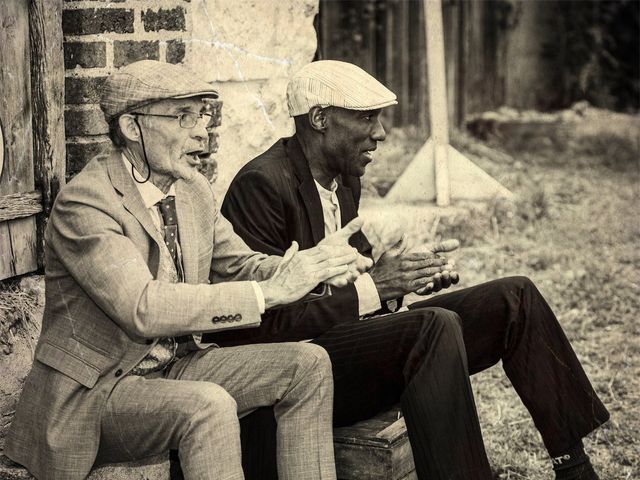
[157,196,184,282]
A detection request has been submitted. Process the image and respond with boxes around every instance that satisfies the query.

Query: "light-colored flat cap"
[287,60,397,117]
[100,60,218,122]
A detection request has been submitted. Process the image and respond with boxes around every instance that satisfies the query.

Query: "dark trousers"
[204,277,609,480]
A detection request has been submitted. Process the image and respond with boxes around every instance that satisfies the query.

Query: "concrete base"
[385,138,512,203]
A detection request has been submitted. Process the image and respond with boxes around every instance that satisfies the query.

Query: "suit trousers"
[239,276,609,480]
[95,342,336,480]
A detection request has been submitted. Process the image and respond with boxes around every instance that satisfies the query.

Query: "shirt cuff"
[355,273,382,317]
[251,281,266,314]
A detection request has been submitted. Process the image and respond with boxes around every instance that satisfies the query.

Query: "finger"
[402,252,448,264]
[431,273,443,292]
[440,270,452,289]
[413,266,450,278]
[430,239,460,254]
[416,281,435,295]
[316,265,349,283]
[334,217,365,239]
[277,241,299,272]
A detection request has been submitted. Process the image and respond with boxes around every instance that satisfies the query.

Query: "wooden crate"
[334,406,417,480]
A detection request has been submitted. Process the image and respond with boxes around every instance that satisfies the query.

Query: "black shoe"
[554,460,599,480]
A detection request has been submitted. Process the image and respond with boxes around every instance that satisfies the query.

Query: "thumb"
[430,238,460,254]
[278,241,299,270]
[387,234,409,256]
[336,217,364,239]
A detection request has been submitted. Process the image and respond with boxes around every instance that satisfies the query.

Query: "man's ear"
[308,106,328,133]
[118,114,141,143]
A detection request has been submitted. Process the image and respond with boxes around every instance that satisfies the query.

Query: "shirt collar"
[122,153,176,209]
[313,178,338,198]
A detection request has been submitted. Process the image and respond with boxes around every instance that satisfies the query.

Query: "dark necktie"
[157,196,184,282]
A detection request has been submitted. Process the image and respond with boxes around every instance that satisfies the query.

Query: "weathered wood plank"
[0,191,43,223]
[29,0,66,269]
[334,406,415,480]
[0,0,38,280]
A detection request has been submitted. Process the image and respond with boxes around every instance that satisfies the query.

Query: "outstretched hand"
[318,217,373,286]
[414,239,461,295]
[259,241,359,309]
[369,235,452,301]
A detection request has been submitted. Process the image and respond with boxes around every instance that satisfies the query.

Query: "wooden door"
[0,0,65,281]
[0,0,39,279]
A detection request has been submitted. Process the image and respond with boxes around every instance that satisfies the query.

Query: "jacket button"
[115,369,123,377]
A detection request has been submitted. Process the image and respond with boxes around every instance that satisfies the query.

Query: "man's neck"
[296,134,337,190]
[122,147,173,194]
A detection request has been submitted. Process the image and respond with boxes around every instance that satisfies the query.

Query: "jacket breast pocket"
[35,339,114,389]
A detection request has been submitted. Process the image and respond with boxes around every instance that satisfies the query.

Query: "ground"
[364,111,639,479]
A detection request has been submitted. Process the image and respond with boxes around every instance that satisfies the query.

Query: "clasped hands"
[260,218,372,309]
[369,236,461,301]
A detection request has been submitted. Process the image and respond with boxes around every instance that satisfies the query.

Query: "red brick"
[142,7,186,32]
[63,8,134,35]
[64,42,106,69]
[166,39,185,64]
[65,76,106,104]
[114,40,159,67]
[65,108,108,136]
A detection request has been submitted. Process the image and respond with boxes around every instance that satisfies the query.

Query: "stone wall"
[62,0,318,193]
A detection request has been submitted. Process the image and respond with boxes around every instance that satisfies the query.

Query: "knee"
[498,275,537,295]
[291,343,332,376]
[419,307,463,333]
[187,383,238,424]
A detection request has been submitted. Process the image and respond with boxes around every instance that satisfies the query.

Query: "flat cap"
[287,60,397,117]
[100,60,218,122]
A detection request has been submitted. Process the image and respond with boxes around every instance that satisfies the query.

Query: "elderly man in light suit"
[4,60,370,480]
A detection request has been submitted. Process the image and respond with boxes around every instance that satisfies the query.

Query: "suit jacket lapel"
[175,181,198,284]
[107,151,164,247]
[287,137,326,244]
[336,180,357,226]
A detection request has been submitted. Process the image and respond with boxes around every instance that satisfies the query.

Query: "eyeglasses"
[130,111,213,129]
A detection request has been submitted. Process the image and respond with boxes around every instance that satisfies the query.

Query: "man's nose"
[372,118,386,142]
[190,116,209,141]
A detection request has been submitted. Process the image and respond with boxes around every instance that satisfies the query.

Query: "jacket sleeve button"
[234,314,242,321]
[115,369,123,377]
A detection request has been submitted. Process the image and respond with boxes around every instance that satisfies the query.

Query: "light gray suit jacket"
[5,150,280,479]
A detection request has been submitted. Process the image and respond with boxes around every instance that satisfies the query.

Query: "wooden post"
[424,0,451,206]
[29,0,66,269]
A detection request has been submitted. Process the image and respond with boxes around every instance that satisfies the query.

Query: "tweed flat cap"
[287,60,397,117]
[100,60,219,122]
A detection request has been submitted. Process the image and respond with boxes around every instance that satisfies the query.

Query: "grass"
[368,116,639,479]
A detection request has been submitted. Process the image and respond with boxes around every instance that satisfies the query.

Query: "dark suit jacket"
[208,136,373,345]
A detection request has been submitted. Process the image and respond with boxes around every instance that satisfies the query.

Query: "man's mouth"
[184,149,206,166]
[362,148,376,160]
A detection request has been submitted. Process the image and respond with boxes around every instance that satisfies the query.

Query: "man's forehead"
[145,97,209,112]
[328,106,383,117]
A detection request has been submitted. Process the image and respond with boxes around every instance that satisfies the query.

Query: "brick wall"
[63,0,191,178]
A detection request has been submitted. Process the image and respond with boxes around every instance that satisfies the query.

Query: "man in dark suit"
[213,61,609,480]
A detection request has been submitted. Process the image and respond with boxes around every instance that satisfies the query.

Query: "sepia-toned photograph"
[1,1,638,479]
